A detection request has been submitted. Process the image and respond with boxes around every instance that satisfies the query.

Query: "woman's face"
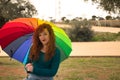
[39,29,50,45]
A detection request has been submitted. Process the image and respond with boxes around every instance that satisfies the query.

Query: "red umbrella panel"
[0,22,34,49]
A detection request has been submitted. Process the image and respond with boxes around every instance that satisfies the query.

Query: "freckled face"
[39,29,50,45]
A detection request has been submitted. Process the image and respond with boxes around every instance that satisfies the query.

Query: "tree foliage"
[0,0,37,27]
[85,0,120,14]
[65,20,94,42]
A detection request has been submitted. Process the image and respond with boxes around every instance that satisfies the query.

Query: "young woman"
[25,23,60,80]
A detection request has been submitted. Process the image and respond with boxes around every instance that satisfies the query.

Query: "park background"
[0,0,120,80]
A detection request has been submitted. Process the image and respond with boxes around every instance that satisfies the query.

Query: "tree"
[61,17,66,22]
[105,15,112,20]
[84,0,120,14]
[116,16,120,20]
[0,0,37,28]
[92,15,97,20]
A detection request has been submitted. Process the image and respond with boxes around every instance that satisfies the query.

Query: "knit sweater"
[25,48,60,77]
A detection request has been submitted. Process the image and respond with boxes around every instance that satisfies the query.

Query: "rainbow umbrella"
[0,18,72,64]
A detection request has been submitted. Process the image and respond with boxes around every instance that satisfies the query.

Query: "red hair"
[29,23,55,61]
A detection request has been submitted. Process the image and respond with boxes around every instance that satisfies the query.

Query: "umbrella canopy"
[0,18,72,64]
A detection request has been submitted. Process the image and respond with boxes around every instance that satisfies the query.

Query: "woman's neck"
[41,45,47,53]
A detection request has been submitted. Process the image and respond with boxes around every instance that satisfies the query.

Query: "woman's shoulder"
[53,47,60,60]
[54,47,61,56]
[55,47,60,53]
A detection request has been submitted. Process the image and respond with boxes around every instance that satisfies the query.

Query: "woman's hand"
[25,63,33,72]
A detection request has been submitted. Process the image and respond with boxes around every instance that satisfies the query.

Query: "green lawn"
[0,57,120,80]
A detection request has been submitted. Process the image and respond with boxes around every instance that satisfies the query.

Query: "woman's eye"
[44,33,47,35]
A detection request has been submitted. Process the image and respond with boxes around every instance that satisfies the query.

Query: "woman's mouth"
[42,39,45,42]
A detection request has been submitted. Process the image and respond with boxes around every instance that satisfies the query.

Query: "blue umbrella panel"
[4,33,33,57]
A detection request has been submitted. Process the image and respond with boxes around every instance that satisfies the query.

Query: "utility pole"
[55,0,61,22]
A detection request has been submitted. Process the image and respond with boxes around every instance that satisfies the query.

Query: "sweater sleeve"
[32,48,60,77]
[24,55,31,72]
[24,55,32,65]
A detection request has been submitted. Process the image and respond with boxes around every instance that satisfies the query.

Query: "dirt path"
[1,42,120,57]
[92,26,120,33]
[70,41,120,56]
[0,46,8,56]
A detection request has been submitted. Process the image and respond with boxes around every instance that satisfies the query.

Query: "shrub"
[64,20,94,42]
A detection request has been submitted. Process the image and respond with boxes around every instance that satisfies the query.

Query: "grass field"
[0,57,120,80]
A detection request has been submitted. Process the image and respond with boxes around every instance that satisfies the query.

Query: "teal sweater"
[25,48,60,77]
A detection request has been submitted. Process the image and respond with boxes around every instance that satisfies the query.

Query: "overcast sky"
[30,0,115,20]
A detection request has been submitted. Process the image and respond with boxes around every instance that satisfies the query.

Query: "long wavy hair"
[29,23,56,61]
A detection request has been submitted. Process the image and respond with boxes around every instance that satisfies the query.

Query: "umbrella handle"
[24,66,31,79]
